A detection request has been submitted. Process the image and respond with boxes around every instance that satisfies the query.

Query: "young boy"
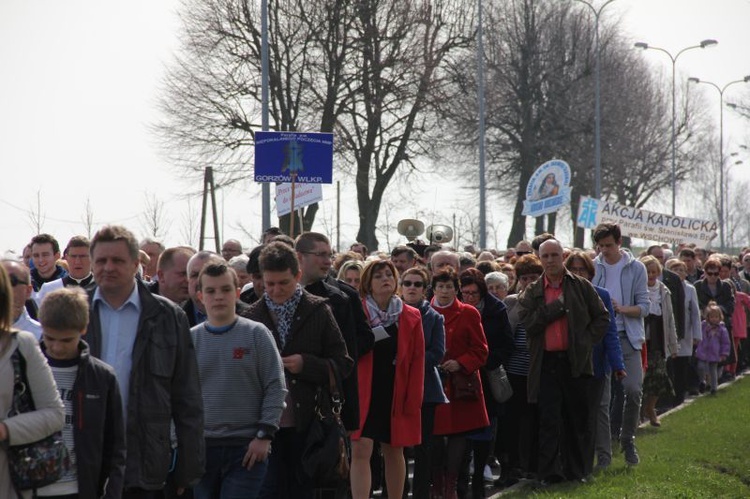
[37,287,126,498]
[191,262,286,499]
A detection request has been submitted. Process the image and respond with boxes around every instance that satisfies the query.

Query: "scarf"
[365,294,403,328]
[264,285,303,348]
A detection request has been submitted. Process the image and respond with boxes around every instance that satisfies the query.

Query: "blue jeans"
[194,444,268,499]
[259,428,315,499]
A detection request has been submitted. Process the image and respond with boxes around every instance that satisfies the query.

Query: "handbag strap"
[9,336,36,416]
[325,359,343,415]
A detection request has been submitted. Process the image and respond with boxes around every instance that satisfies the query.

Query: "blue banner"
[254,131,334,184]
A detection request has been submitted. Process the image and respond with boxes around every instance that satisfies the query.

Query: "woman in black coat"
[458,268,514,498]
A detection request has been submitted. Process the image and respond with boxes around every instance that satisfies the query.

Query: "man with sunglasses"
[591,223,649,466]
[2,258,42,339]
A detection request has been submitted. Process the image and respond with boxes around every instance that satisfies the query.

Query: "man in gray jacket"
[85,225,205,497]
[591,223,649,466]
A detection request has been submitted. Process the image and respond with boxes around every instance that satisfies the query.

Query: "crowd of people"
[0,221,746,498]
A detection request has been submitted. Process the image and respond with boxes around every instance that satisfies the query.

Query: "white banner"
[275,183,323,217]
[576,196,717,245]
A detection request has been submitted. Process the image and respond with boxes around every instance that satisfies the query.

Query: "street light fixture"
[574,0,618,200]
[634,39,717,216]
[688,75,750,251]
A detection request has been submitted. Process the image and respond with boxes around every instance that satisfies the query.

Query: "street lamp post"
[634,39,717,216]
[574,0,617,199]
[688,75,750,251]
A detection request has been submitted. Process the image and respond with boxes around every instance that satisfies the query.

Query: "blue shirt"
[93,282,141,421]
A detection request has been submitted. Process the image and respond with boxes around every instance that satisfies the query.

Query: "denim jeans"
[194,444,268,499]
[612,336,643,445]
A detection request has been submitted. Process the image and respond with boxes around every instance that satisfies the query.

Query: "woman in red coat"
[431,267,489,498]
[350,260,425,499]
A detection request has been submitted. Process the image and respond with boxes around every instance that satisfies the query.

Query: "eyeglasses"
[300,251,334,259]
[9,274,29,286]
[401,280,424,288]
[705,271,720,277]
[568,266,588,274]
[515,251,532,256]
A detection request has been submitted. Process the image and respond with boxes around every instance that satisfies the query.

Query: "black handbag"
[6,338,71,492]
[450,369,481,401]
[298,360,350,487]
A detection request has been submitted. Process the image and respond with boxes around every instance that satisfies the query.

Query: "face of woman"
[487,282,506,300]
[400,275,425,305]
[369,266,396,298]
[516,273,540,292]
[434,280,457,306]
[719,266,731,280]
[704,266,720,285]
[646,264,660,286]
[566,258,591,281]
[343,269,361,289]
[460,283,482,307]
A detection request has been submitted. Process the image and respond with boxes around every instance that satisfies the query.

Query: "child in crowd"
[37,287,126,498]
[697,302,731,395]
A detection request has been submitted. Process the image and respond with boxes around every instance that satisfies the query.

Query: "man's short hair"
[678,248,696,259]
[295,232,331,253]
[39,287,89,332]
[475,260,500,275]
[197,262,238,291]
[30,233,60,254]
[592,223,621,244]
[262,226,283,239]
[91,226,140,260]
[64,236,90,256]
[228,255,249,274]
[140,238,165,252]
[158,246,197,271]
[391,245,417,260]
[247,245,265,275]
[531,233,555,252]
[459,252,476,268]
[259,242,300,275]
[271,234,296,248]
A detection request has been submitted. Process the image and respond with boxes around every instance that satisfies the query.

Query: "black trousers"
[537,352,591,482]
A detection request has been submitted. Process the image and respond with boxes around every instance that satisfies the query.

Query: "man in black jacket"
[85,225,204,498]
[39,287,126,498]
[295,232,374,431]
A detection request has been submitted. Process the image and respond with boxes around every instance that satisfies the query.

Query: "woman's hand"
[440,359,461,373]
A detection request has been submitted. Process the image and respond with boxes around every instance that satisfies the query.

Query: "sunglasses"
[705,271,720,277]
[9,274,29,286]
[401,280,425,288]
[515,251,532,256]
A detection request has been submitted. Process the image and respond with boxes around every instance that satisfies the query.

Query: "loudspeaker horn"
[426,224,453,244]
[397,219,425,241]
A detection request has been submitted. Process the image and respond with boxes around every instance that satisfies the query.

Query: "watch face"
[257,430,267,439]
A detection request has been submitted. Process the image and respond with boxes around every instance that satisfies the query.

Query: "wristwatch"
[255,429,273,441]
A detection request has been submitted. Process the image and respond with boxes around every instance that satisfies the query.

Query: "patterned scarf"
[264,285,303,348]
[365,294,403,328]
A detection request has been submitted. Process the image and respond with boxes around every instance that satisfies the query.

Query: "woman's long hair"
[0,265,14,356]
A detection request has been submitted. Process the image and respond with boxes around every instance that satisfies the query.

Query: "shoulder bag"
[6,340,71,492]
[487,364,514,403]
[298,359,350,487]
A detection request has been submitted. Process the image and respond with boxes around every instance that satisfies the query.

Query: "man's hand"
[243,439,272,470]
[614,369,627,381]
[282,354,304,374]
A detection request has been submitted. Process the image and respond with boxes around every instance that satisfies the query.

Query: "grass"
[499,376,750,498]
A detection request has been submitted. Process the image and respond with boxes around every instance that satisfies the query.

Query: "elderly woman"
[639,255,678,427]
[350,260,425,499]
[0,265,65,498]
[485,271,509,301]
[459,268,513,498]
[400,267,448,499]
[430,268,488,498]
[337,259,364,290]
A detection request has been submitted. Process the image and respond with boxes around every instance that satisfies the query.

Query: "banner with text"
[576,196,717,245]
[275,183,323,217]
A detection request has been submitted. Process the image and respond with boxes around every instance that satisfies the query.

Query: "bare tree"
[180,197,201,247]
[81,197,96,239]
[141,193,170,240]
[27,189,45,235]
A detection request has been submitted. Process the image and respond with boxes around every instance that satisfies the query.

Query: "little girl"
[696,302,731,394]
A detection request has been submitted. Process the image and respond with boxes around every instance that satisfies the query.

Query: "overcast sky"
[1,0,749,255]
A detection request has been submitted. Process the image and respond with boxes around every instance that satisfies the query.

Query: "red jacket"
[352,301,425,447]
[431,298,489,435]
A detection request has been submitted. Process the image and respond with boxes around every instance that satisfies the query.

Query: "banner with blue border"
[522,159,572,217]
[254,131,333,184]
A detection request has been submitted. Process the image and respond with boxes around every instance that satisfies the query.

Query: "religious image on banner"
[522,159,572,217]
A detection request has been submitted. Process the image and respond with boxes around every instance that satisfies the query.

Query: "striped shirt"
[191,317,287,442]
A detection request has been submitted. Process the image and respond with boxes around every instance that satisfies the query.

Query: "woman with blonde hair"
[350,260,425,499]
[0,264,65,498]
